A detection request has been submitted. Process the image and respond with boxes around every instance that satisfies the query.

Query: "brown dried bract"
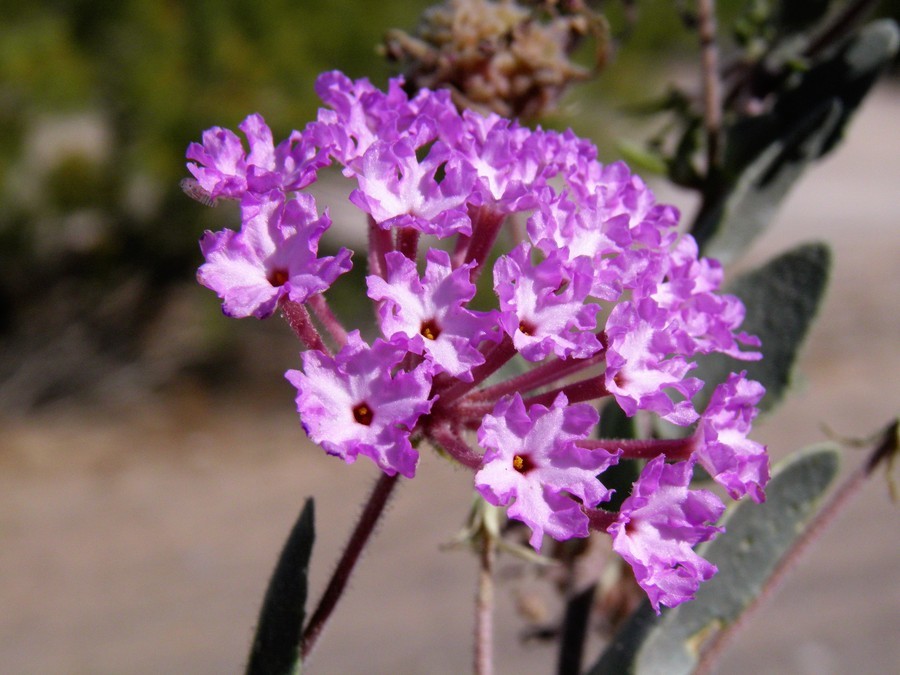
[382,0,609,120]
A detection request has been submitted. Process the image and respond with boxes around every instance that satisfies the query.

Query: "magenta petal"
[608,456,724,612]
[475,393,619,551]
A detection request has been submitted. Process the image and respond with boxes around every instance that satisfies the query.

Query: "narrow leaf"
[588,444,841,675]
[694,20,899,261]
[246,498,316,675]
[698,102,842,263]
[694,242,831,415]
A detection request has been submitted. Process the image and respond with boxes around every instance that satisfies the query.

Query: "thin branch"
[696,420,899,673]
[300,473,400,660]
[804,0,879,60]
[556,584,597,675]
[697,0,723,171]
[474,528,496,675]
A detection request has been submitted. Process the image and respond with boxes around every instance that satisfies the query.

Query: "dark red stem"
[580,436,696,461]
[300,472,400,659]
[523,374,611,409]
[280,300,328,353]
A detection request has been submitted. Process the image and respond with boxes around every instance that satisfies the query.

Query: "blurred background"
[1,1,898,673]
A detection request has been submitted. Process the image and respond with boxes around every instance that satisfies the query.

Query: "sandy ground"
[1,86,899,674]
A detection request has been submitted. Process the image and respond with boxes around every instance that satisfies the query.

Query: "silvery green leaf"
[587,444,841,675]
[694,20,899,262]
[695,242,831,415]
[698,101,841,264]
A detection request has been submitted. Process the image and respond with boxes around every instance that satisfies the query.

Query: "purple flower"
[652,236,762,359]
[189,73,772,614]
[528,188,630,264]
[454,111,551,212]
[604,298,702,425]
[475,393,619,551]
[285,332,433,478]
[494,243,603,361]
[366,249,497,380]
[187,114,326,200]
[564,160,680,250]
[349,137,475,237]
[693,372,769,502]
[197,192,351,318]
[608,456,725,613]
[527,190,668,302]
[311,71,459,168]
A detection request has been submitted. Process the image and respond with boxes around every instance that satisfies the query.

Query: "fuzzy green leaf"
[246,498,316,675]
[695,242,831,414]
[587,444,841,675]
[698,100,842,264]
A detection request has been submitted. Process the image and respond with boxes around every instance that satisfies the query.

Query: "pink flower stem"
[367,216,393,280]
[280,300,328,353]
[523,374,612,409]
[474,530,496,675]
[433,336,517,409]
[579,437,696,461]
[308,293,349,349]
[466,352,605,405]
[451,232,472,268]
[300,472,400,660]
[456,372,613,429]
[397,226,420,261]
[464,205,506,284]
[428,423,484,470]
[584,507,618,532]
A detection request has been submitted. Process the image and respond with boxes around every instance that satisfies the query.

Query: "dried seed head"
[383,0,609,120]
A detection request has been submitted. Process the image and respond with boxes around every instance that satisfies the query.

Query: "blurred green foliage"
[0,0,432,407]
[0,0,894,408]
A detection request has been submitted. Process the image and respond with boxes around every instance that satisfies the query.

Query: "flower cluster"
[187,71,769,612]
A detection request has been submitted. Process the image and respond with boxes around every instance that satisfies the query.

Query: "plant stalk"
[300,472,400,660]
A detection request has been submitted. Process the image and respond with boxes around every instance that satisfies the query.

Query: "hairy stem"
[579,436,695,461]
[368,216,393,280]
[281,300,328,353]
[466,350,605,405]
[697,0,722,171]
[308,293,349,349]
[429,423,484,470]
[397,226,421,261]
[474,529,496,675]
[433,336,517,409]
[464,205,507,284]
[300,473,400,660]
[523,374,611,409]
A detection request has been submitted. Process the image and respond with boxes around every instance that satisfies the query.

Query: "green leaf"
[587,444,841,675]
[694,242,831,415]
[694,20,899,261]
[246,498,316,675]
[697,100,842,264]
